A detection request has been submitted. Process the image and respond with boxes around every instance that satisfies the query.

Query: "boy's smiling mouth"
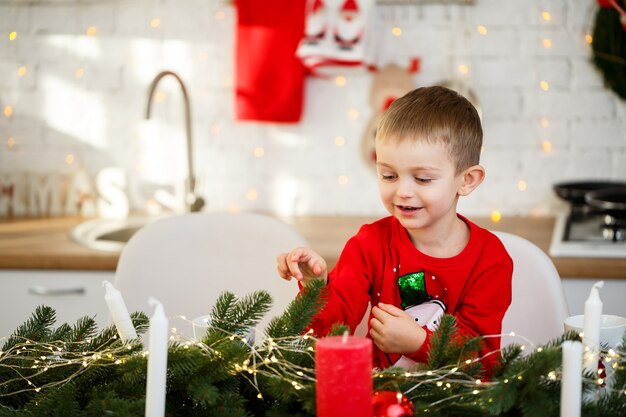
[396,205,421,214]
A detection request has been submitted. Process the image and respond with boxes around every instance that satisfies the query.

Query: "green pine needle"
[265,279,326,339]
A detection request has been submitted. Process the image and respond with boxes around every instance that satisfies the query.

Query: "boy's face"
[375,138,465,235]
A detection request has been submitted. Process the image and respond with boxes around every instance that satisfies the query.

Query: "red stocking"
[235,0,306,122]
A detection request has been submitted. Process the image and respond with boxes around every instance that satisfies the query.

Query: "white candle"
[145,298,168,417]
[103,280,137,342]
[560,341,583,417]
[582,280,604,372]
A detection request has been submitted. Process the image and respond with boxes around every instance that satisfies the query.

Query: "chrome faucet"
[145,71,205,212]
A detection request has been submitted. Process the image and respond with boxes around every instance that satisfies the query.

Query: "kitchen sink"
[69,216,165,252]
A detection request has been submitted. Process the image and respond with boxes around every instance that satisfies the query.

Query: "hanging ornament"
[372,390,415,417]
[597,358,607,387]
[297,0,375,76]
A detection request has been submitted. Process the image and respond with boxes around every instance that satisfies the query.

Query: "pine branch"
[65,317,97,346]
[2,306,56,351]
[486,342,563,416]
[48,323,72,342]
[206,290,272,340]
[86,312,148,351]
[609,331,626,390]
[327,323,350,337]
[224,291,273,336]
[426,314,482,375]
[265,279,326,339]
[23,382,80,417]
[80,389,145,417]
[186,378,220,408]
[210,292,238,329]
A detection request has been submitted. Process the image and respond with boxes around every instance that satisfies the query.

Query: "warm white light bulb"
[542,141,553,153]
[542,38,552,49]
[246,188,259,201]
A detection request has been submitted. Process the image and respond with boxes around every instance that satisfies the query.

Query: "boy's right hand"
[277,247,328,285]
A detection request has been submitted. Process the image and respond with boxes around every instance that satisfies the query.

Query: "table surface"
[0,215,625,279]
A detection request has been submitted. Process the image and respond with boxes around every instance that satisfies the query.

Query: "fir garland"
[0,279,625,417]
[592,1,626,99]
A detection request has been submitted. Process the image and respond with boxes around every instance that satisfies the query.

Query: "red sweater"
[308,215,513,371]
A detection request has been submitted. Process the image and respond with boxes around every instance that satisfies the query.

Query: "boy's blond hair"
[376,86,483,175]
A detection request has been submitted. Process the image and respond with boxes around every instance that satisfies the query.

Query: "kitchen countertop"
[0,215,625,279]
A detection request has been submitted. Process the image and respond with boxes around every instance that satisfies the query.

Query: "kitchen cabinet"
[0,270,113,338]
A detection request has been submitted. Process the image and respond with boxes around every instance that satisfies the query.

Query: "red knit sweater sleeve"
[306,226,376,336]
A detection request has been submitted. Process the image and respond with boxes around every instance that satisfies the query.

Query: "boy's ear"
[458,165,485,196]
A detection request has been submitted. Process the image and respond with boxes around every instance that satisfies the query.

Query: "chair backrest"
[493,231,569,348]
[114,211,306,338]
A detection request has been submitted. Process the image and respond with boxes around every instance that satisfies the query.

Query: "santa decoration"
[301,0,327,46]
[334,0,365,50]
[298,0,375,76]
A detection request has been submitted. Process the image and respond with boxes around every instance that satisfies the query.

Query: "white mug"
[563,314,626,349]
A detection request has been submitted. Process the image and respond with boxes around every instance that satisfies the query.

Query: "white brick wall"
[0,0,624,218]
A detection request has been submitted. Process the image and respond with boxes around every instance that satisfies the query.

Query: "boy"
[277,86,512,371]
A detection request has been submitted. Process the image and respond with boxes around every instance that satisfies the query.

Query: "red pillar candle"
[315,335,373,417]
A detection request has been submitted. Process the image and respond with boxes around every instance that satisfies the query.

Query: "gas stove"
[549,210,626,259]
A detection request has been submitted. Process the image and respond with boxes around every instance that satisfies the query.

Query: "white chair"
[494,231,569,348]
[114,211,307,338]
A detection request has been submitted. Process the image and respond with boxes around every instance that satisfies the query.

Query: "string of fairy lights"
[0,333,138,397]
[1,2,602,218]
[2,316,624,412]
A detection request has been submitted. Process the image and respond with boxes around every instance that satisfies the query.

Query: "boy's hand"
[369,303,426,355]
[276,247,328,284]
